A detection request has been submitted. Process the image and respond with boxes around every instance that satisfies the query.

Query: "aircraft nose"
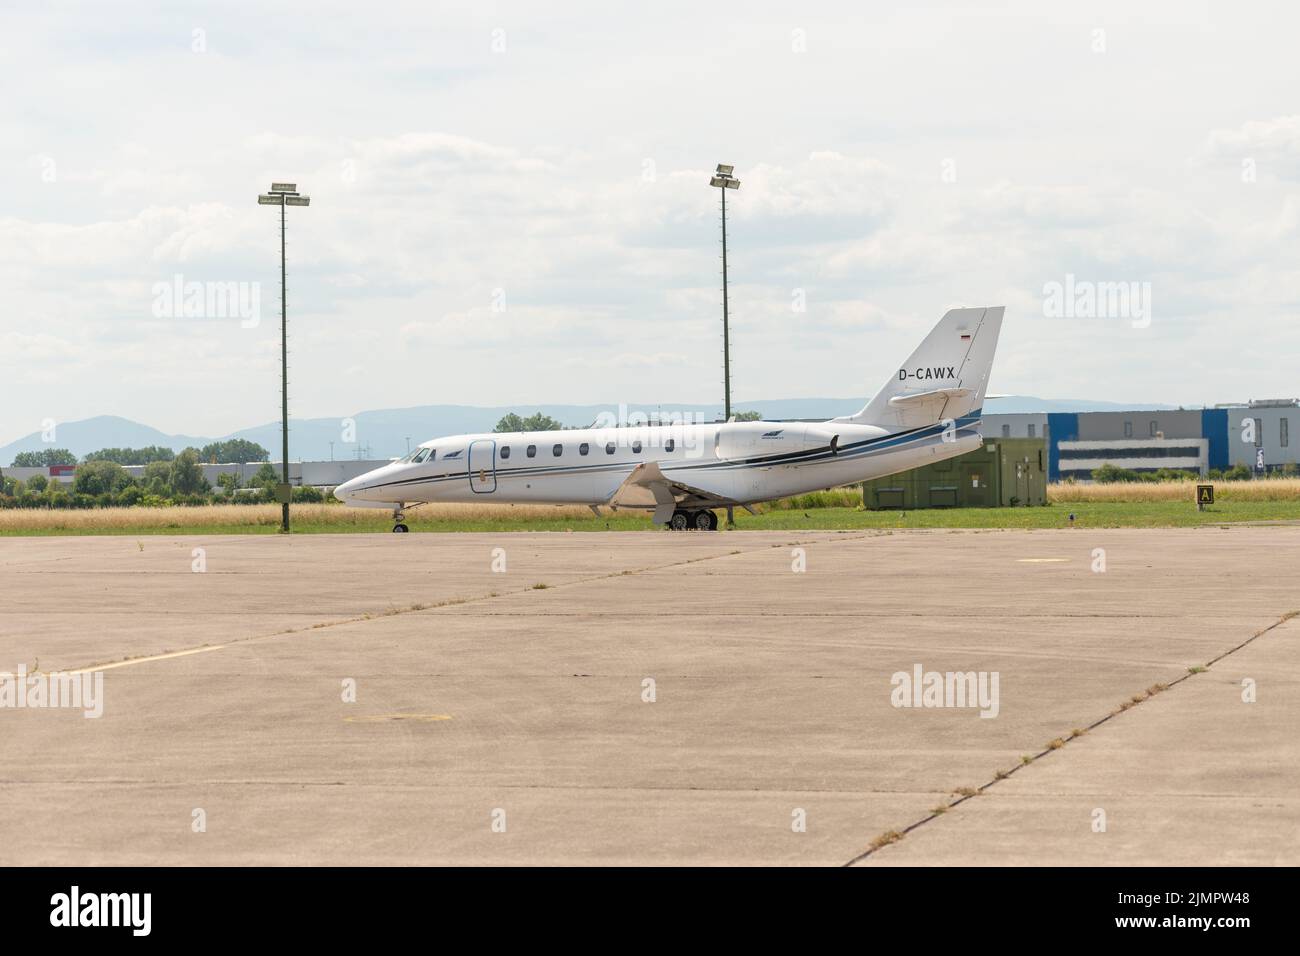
[334,477,359,502]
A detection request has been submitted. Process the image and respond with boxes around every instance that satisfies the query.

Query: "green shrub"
[73,460,130,497]
[116,485,145,507]
[1092,463,1141,483]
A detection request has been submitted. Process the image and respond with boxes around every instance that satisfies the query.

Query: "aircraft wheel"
[669,510,690,531]
[392,523,409,533]
[692,510,714,531]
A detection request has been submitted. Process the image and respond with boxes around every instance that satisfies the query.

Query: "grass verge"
[2,497,1299,535]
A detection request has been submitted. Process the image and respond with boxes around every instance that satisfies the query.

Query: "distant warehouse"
[860,399,1298,506]
[986,400,1297,481]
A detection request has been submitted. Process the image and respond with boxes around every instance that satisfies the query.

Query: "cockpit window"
[412,448,432,464]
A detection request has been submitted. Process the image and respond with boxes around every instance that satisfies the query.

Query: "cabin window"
[412,448,432,463]
[552,443,563,457]
[500,446,511,460]
[579,443,589,456]
[526,445,537,458]
[605,442,616,455]
[665,438,676,452]
[632,440,643,454]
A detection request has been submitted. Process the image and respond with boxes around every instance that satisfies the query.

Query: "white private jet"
[335,306,1004,531]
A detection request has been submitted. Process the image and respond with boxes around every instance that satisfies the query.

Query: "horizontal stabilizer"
[888,387,973,407]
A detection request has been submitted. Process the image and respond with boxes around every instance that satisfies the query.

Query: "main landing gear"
[667,508,719,531]
[391,505,409,533]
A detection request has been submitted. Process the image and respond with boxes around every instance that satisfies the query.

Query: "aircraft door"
[468,439,497,493]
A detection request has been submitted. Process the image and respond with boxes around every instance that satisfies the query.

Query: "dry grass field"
[0,502,601,534]
[1047,477,1300,503]
[1,479,1298,534]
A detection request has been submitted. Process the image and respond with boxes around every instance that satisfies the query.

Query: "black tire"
[393,523,409,533]
[669,510,690,531]
[706,510,719,531]
[692,510,713,531]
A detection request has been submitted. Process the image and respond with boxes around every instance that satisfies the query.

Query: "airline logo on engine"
[898,366,956,381]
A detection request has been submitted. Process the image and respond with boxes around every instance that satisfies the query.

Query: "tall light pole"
[712,167,743,535]
[257,182,310,533]
[709,164,740,420]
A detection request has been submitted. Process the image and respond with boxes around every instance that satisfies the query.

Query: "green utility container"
[861,438,1047,509]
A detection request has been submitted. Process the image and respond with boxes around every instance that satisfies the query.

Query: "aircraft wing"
[605,462,733,523]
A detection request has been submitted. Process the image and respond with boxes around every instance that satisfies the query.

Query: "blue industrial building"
[985,400,1296,481]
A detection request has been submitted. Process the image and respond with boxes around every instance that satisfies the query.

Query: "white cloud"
[1,0,1298,443]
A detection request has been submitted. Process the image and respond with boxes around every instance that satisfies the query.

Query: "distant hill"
[981,396,1178,414]
[1,396,1185,465]
[0,416,211,466]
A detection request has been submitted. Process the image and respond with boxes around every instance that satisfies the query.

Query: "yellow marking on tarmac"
[65,644,227,675]
[1016,558,1070,563]
[344,713,453,723]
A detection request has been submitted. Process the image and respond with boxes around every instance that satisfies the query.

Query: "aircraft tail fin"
[835,306,1004,432]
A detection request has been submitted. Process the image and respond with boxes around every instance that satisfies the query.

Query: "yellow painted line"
[1017,558,1070,563]
[344,714,453,723]
[64,644,228,675]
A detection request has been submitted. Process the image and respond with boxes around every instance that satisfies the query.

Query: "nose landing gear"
[392,504,409,533]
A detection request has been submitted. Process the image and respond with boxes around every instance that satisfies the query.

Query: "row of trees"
[10,448,77,467]
[11,439,269,468]
[0,447,323,509]
[493,413,565,432]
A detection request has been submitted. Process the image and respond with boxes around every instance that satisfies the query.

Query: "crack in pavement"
[841,609,1300,866]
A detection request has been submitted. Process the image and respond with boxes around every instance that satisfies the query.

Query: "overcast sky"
[2,0,1298,443]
